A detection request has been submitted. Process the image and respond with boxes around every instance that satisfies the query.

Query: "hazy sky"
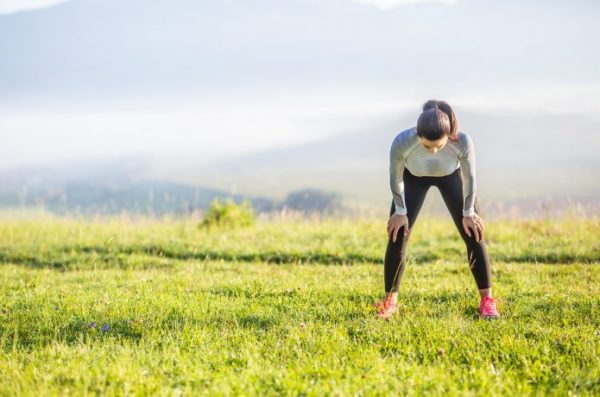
[1,0,598,170]
[0,0,461,14]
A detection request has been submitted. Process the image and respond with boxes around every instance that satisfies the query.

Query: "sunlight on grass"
[0,216,598,395]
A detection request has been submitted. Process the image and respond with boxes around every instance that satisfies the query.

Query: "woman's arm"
[389,136,407,215]
[458,133,477,217]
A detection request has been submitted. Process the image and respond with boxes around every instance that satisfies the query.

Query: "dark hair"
[416,99,459,141]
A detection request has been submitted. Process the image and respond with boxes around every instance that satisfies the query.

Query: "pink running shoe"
[480,296,500,319]
[375,296,398,319]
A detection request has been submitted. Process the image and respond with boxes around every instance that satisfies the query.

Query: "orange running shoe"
[479,296,500,319]
[375,296,398,319]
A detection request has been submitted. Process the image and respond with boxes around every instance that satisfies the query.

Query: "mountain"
[0,157,276,215]
[1,108,598,218]
[158,109,600,217]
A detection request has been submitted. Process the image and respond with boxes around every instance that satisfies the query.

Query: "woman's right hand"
[387,213,409,242]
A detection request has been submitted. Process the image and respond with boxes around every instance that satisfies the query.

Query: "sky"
[0,0,599,170]
[0,0,68,14]
[0,0,460,14]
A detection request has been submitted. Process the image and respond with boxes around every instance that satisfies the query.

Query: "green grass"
[0,215,599,396]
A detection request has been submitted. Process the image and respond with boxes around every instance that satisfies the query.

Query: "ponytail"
[418,99,460,141]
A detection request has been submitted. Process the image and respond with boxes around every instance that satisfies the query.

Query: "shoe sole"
[480,314,500,320]
[377,308,398,319]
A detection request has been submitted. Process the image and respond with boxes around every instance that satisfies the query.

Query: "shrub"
[200,198,255,228]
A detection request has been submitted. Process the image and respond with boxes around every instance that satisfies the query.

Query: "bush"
[200,198,255,228]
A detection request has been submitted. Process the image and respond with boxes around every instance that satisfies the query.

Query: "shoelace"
[378,298,396,313]
[483,298,497,311]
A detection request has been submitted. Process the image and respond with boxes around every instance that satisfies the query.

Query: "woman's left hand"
[462,214,485,243]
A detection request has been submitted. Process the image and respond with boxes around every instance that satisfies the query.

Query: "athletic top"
[389,126,477,217]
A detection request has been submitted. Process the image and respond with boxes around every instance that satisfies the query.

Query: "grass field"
[0,215,599,396]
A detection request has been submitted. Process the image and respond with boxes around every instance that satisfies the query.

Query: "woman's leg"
[383,169,431,296]
[436,169,493,295]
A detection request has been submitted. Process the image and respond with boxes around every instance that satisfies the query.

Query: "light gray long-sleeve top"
[389,126,477,217]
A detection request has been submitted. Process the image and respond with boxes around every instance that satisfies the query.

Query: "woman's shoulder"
[391,126,418,147]
[457,130,472,140]
[450,130,474,148]
[446,130,475,158]
[390,127,419,158]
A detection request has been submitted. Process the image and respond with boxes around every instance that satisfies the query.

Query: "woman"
[375,99,500,320]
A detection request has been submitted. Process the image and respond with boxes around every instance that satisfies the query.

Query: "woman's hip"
[404,166,461,183]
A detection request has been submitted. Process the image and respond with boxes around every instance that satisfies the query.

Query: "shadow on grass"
[0,250,176,271]
[0,246,442,270]
[2,243,598,271]
[237,314,280,331]
[73,245,393,265]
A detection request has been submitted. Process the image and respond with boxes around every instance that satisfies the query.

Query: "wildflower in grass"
[88,321,96,328]
[101,324,109,332]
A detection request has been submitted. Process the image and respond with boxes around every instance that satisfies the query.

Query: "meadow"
[0,214,598,396]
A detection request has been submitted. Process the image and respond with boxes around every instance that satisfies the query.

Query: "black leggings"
[384,166,492,292]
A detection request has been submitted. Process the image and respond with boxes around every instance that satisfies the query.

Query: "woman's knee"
[461,231,485,248]
[388,227,411,245]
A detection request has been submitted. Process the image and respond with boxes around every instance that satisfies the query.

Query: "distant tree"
[282,189,343,214]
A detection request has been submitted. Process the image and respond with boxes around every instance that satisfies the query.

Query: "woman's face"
[418,135,448,154]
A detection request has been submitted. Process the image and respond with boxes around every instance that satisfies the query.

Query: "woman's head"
[416,99,459,153]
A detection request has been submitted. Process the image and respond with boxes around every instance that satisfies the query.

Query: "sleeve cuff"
[463,209,476,217]
[394,208,407,216]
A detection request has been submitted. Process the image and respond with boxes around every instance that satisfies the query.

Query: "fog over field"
[1,0,598,218]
